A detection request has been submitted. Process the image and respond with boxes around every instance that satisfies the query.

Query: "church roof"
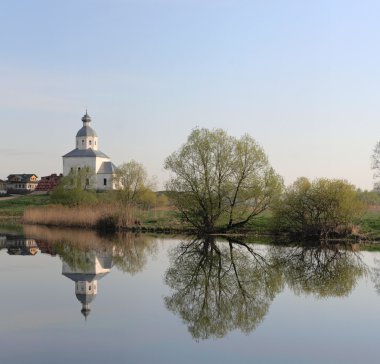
[62,148,109,158]
[62,272,109,282]
[76,125,97,137]
[76,293,96,305]
[97,161,117,174]
[82,112,92,123]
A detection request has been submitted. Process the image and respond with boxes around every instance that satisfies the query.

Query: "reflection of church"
[62,251,113,318]
[0,235,38,255]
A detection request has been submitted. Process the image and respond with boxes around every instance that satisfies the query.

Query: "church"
[62,111,117,190]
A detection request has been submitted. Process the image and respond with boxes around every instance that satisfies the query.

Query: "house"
[62,111,117,190]
[35,173,63,192]
[0,179,6,194]
[6,174,38,194]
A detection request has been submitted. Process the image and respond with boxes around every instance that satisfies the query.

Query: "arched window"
[89,140,92,145]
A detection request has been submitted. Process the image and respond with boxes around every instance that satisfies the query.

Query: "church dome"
[76,293,96,304]
[81,112,92,123]
[81,307,91,319]
[76,126,98,137]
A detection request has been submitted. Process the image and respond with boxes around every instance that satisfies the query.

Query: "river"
[0,225,379,363]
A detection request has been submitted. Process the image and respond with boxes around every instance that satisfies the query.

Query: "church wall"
[96,173,115,190]
[95,157,111,173]
[76,136,99,150]
[63,157,97,177]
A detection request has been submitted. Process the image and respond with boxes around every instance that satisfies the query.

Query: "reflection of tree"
[23,225,157,274]
[54,242,95,271]
[112,233,157,274]
[164,237,283,340]
[269,243,367,298]
[370,258,380,295]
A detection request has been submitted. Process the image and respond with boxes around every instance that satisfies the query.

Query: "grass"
[24,203,120,228]
[0,194,50,222]
[23,201,183,232]
[138,208,183,229]
[360,244,380,252]
[243,211,273,233]
[4,192,380,239]
[0,193,182,232]
[359,210,380,234]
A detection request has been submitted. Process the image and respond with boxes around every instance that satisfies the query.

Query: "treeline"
[164,128,373,240]
[24,128,380,240]
[48,161,169,209]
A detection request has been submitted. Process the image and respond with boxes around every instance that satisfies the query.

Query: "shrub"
[272,178,366,239]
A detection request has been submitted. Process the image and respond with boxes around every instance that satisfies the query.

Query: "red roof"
[35,174,63,192]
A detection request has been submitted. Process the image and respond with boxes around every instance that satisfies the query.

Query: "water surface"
[0,226,379,364]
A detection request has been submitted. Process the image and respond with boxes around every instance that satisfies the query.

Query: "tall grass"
[23,203,139,229]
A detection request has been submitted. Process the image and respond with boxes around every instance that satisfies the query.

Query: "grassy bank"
[4,193,380,238]
[0,194,50,223]
[1,194,183,232]
[23,203,188,233]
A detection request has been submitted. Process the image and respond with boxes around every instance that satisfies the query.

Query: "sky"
[1,0,380,190]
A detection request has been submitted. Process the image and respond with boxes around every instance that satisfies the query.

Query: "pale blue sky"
[1,0,379,189]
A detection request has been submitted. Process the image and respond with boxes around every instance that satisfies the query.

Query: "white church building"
[62,111,117,190]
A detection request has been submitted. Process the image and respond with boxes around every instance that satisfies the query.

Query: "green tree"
[371,142,380,190]
[113,160,153,206]
[50,167,97,205]
[273,178,366,239]
[164,128,283,233]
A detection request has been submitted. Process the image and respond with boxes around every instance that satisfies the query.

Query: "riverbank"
[0,194,50,223]
[2,194,380,240]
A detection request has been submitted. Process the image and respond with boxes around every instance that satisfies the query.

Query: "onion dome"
[81,112,92,123]
[76,110,98,137]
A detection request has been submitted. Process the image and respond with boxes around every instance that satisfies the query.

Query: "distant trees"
[164,128,283,233]
[371,142,380,191]
[113,160,158,208]
[50,167,97,205]
[272,178,366,239]
[356,189,380,206]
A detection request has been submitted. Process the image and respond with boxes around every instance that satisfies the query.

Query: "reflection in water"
[165,238,370,340]
[269,243,368,298]
[164,237,283,340]
[370,258,380,295]
[62,250,112,318]
[19,225,157,317]
[0,227,376,337]
[0,234,38,255]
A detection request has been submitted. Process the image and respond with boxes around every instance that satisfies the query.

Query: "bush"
[272,178,366,239]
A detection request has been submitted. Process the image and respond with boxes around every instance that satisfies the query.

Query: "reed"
[23,203,139,230]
